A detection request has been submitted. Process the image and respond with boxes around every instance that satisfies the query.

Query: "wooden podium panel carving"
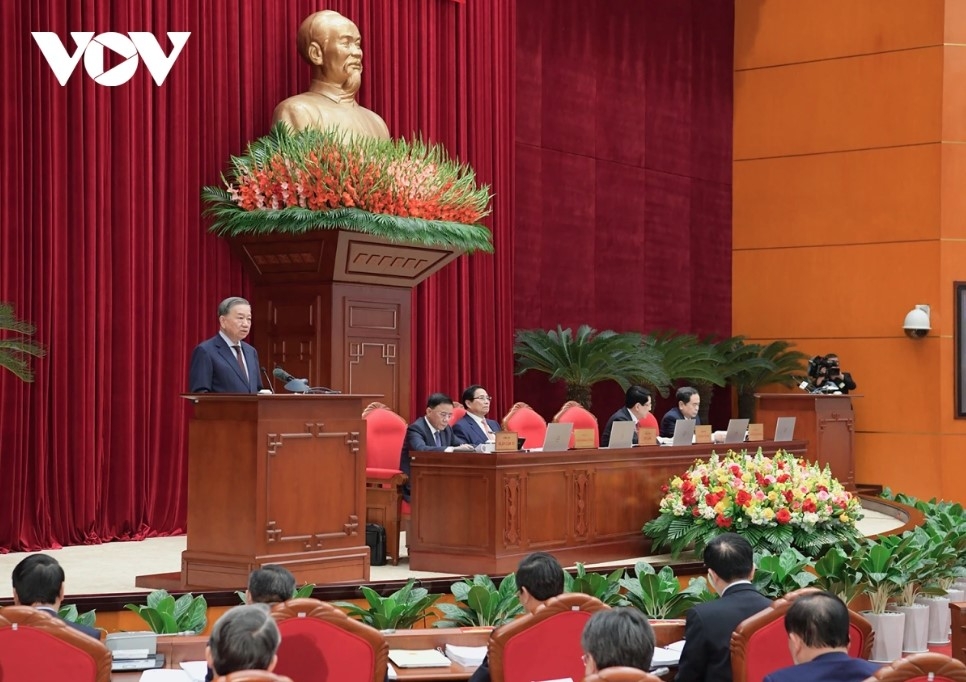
[178,394,377,588]
[408,440,806,574]
[230,230,458,419]
[755,393,857,489]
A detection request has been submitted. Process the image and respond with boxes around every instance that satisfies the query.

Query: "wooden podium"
[755,393,858,489]
[178,393,377,588]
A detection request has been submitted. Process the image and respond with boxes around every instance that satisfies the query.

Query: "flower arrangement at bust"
[644,449,863,557]
[201,123,493,253]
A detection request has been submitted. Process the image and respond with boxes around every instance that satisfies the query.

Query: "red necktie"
[233,345,248,380]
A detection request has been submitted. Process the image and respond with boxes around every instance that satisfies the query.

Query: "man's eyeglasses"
[472,395,493,402]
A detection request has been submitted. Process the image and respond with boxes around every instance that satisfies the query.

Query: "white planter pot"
[915,596,951,644]
[947,588,965,602]
[889,603,929,653]
[953,580,966,593]
[863,610,906,663]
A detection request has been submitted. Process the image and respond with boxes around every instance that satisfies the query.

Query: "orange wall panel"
[734,145,941,249]
[943,46,966,141]
[941,143,966,238]
[855,433,943,499]
[735,48,943,160]
[735,0,943,70]
[733,241,941,340]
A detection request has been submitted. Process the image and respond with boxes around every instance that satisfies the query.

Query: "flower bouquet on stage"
[644,449,863,557]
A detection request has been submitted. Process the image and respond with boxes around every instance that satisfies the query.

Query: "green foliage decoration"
[563,563,624,606]
[333,579,441,631]
[618,561,712,619]
[0,303,46,382]
[751,548,818,599]
[58,604,97,629]
[124,590,207,634]
[433,574,523,628]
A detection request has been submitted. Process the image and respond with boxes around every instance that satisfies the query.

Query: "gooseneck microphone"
[273,366,297,383]
[260,367,275,393]
[272,365,342,394]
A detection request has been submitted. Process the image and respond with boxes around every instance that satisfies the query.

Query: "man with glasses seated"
[452,384,501,448]
[399,392,475,502]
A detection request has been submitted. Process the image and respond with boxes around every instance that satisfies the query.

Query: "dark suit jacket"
[451,414,501,447]
[467,655,490,682]
[659,407,701,438]
[36,606,100,640]
[674,582,772,682]
[188,334,261,393]
[399,417,463,502]
[763,652,880,682]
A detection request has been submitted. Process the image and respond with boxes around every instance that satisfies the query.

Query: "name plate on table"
[694,425,713,444]
[573,428,595,449]
[495,431,519,452]
[747,423,764,441]
[637,427,657,446]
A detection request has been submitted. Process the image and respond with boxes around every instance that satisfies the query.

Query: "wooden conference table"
[112,628,491,681]
[408,439,807,574]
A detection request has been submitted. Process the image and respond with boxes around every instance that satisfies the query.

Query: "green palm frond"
[0,303,47,382]
[642,331,725,397]
[731,340,809,393]
[514,325,668,408]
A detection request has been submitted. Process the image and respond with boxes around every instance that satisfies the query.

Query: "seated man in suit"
[206,604,281,678]
[582,607,656,677]
[601,385,659,446]
[247,564,296,604]
[675,533,772,682]
[189,296,262,394]
[469,552,566,682]
[399,392,475,501]
[659,386,702,438]
[452,384,501,448]
[763,591,879,682]
[11,553,100,639]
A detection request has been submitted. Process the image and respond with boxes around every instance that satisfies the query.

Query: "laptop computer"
[671,419,697,447]
[106,631,165,672]
[723,418,750,444]
[774,416,796,442]
[541,422,573,452]
[607,420,636,449]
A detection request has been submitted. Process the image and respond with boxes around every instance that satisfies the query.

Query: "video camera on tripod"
[802,353,856,395]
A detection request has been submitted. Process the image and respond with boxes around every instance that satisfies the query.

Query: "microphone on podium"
[273,366,311,393]
[260,367,275,394]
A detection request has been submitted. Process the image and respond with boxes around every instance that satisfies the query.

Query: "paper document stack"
[388,648,453,668]
[444,643,487,667]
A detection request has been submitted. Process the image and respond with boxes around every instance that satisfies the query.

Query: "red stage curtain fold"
[0,0,514,551]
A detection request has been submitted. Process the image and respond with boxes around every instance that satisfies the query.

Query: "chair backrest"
[867,652,966,682]
[584,667,665,682]
[362,402,408,472]
[451,403,467,424]
[501,402,547,448]
[553,400,600,448]
[214,671,295,682]
[489,593,609,682]
[0,606,112,682]
[271,598,389,682]
[731,588,873,682]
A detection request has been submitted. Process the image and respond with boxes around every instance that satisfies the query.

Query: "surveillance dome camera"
[903,305,930,339]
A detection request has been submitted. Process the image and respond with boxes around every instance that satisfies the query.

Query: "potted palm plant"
[514,325,667,409]
[727,340,809,421]
[0,303,46,381]
[641,331,723,413]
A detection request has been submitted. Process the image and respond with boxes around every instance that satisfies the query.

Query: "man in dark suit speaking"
[675,533,772,682]
[399,393,475,501]
[189,296,262,394]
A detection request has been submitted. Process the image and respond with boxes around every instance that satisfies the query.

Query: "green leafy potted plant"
[812,543,865,607]
[751,548,818,599]
[333,579,441,631]
[434,574,523,628]
[58,604,97,631]
[618,561,711,619]
[124,590,207,634]
[887,527,939,653]
[856,535,913,662]
[0,303,46,382]
[564,563,624,606]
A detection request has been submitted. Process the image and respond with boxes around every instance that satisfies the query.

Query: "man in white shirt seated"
[452,384,501,448]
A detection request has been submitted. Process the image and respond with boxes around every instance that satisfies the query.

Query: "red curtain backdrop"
[512,0,734,420]
[0,0,514,551]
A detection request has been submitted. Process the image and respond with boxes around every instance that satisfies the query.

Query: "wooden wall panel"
[734,146,941,249]
[735,48,943,160]
[735,0,943,70]
[854,433,943,498]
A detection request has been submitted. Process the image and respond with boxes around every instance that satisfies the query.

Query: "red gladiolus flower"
[776,473,790,484]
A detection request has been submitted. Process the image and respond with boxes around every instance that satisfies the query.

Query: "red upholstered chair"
[214,672,295,682]
[730,588,873,682]
[584,667,665,682]
[0,606,112,682]
[867,652,966,682]
[451,403,467,424]
[501,402,547,449]
[271,598,389,682]
[363,401,409,565]
[553,400,600,448]
[488,593,609,682]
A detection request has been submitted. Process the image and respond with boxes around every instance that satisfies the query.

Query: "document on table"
[444,643,487,666]
[388,648,453,668]
[137,671,190,682]
[179,661,209,682]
